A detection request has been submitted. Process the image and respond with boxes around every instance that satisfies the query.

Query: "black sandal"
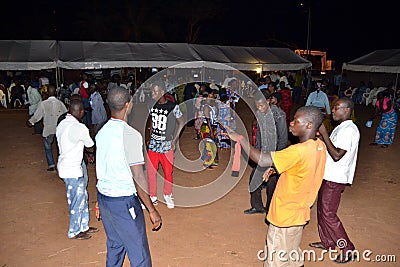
[309,241,327,250]
[84,227,99,234]
[333,253,357,264]
[72,232,92,240]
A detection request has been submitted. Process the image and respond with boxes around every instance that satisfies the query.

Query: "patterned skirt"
[375,109,398,145]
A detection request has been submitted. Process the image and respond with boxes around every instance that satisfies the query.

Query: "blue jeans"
[82,160,88,189]
[64,176,89,238]
[97,193,151,267]
[44,134,56,168]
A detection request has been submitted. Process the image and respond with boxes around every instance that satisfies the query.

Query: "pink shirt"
[376,97,392,113]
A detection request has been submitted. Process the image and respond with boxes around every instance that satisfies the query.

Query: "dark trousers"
[97,193,151,267]
[249,166,279,213]
[317,180,355,254]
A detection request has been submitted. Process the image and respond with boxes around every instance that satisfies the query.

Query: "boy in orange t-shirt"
[227,106,326,267]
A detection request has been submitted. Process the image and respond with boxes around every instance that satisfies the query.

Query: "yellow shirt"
[267,138,326,227]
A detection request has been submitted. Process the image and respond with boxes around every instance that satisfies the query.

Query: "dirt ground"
[1,100,399,267]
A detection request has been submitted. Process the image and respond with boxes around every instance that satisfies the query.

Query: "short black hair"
[296,106,324,131]
[70,94,83,102]
[107,86,130,112]
[69,99,84,115]
[339,97,354,113]
[254,90,270,103]
[151,81,165,92]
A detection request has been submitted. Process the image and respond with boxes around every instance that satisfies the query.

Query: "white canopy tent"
[342,49,400,74]
[0,40,311,71]
[342,49,400,93]
[0,40,57,70]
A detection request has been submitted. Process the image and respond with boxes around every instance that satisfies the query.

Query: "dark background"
[1,0,398,66]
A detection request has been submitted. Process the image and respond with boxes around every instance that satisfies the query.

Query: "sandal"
[381,144,389,148]
[309,241,327,250]
[369,142,378,146]
[84,227,99,234]
[72,232,92,240]
[333,253,357,264]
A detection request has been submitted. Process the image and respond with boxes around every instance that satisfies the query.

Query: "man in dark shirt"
[10,80,25,109]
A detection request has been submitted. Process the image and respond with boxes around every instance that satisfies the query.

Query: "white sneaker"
[150,196,158,205]
[164,194,174,209]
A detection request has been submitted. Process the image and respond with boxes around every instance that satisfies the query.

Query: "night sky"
[2,0,398,66]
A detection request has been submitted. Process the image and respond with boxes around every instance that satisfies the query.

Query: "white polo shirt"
[323,120,360,184]
[96,118,144,197]
[56,114,94,179]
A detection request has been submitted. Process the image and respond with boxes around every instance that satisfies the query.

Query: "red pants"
[317,180,355,254]
[147,150,174,197]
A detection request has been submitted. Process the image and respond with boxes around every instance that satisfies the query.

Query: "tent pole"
[55,67,59,90]
[338,68,344,96]
[61,68,64,85]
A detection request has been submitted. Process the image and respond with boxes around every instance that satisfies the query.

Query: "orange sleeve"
[271,144,301,174]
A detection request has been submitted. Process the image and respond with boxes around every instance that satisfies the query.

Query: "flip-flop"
[72,232,91,240]
[333,254,358,264]
[85,227,99,234]
[309,242,327,250]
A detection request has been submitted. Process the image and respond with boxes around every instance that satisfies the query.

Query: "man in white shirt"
[27,85,67,171]
[309,98,360,264]
[25,81,42,134]
[56,100,96,240]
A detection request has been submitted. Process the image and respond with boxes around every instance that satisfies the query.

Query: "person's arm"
[146,114,153,147]
[130,165,162,231]
[370,101,381,120]
[324,94,331,115]
[318,123,346,161]
[171,105,184,151]
[226,126,273,167]
[171,114,184,151]
[27,102,44,126]
[32,89,42,105]
[276,114,288,150]
[305,93,313,106]
[383,99,392,113]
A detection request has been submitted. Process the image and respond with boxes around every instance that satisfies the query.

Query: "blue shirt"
[305,90,331,114]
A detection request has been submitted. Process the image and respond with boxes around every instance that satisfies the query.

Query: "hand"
[95,201,100,220]
[210,132,216,140]
[26,120,33,127]
[171,141,176,151]
[224,126,242,142]
[87,154,95,164]
[263,167,276,182]
[149,209,162,231]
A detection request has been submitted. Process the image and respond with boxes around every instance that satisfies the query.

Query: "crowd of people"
[1,67,397,266]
